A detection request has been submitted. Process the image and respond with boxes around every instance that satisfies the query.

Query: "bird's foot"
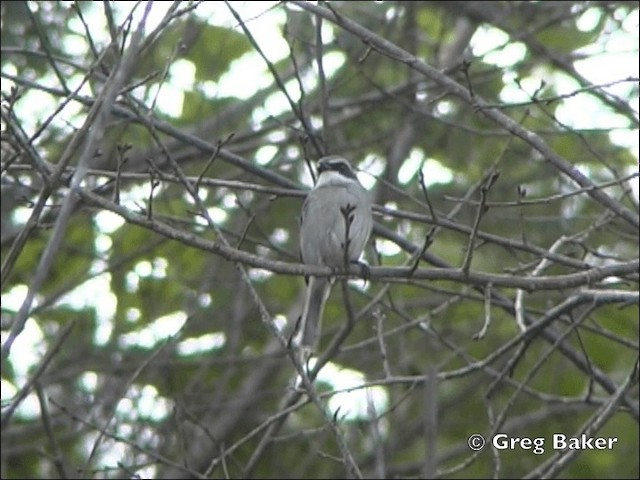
[351,260,370,283]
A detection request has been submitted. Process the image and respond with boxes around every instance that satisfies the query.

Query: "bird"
[298,155,373,353]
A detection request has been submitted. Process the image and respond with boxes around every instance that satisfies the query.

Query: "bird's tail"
[299,276,332,351]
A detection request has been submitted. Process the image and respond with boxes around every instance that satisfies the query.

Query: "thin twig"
[375,309,391,378]
[35,382,69,479]
[473,283,492,340]
[195,133,235,192]
[460,170,500,276]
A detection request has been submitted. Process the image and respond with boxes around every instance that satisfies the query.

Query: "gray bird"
[298,155,373,352]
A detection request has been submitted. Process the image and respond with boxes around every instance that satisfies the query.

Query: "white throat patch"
[316,170,357,187]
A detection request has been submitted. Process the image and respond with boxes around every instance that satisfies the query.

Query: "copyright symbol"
[468,433,485,451]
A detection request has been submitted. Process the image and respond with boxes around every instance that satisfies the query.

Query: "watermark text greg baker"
[468,433,618,455]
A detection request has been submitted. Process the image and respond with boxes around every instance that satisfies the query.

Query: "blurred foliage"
[1,1,638,479]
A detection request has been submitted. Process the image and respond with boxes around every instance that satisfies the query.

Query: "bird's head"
[316,155,359,186]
